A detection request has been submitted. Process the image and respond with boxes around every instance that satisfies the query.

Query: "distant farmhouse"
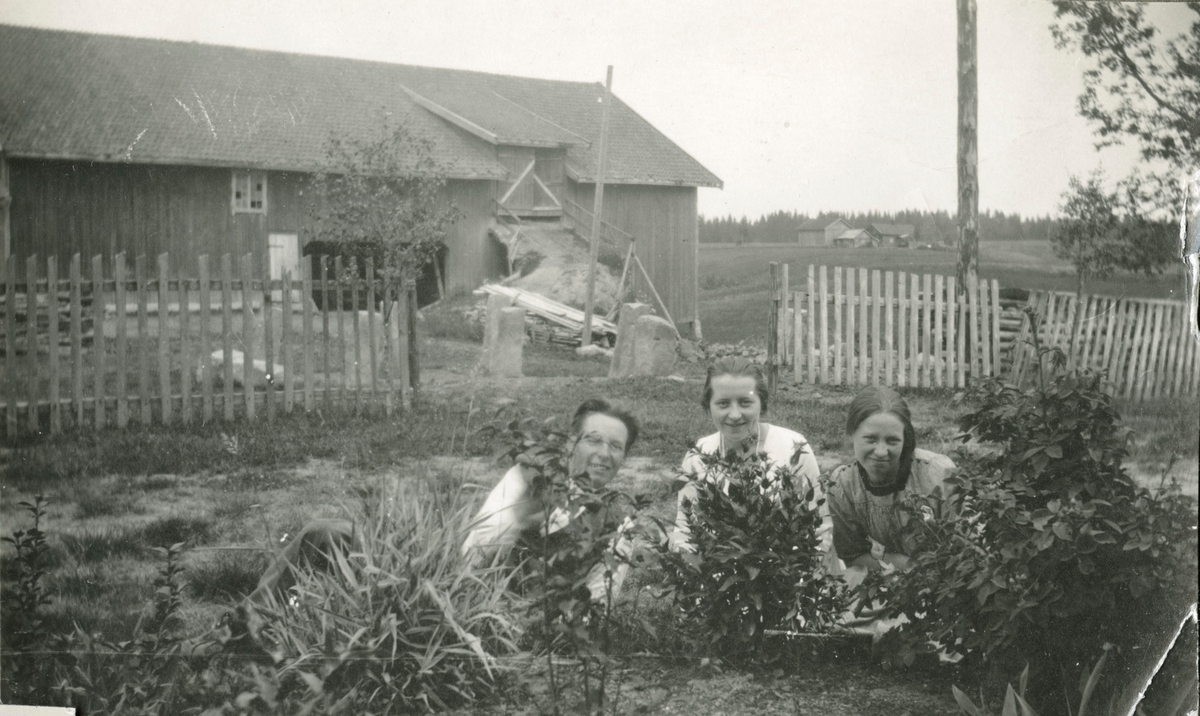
[831,228,875,248]
[867,223,915,248]
[0,25,720,331]
[796,217,852,246]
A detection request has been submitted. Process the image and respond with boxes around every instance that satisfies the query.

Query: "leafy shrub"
[863,337,1197,709]
[658,449,846,659]
[1,496,58,705]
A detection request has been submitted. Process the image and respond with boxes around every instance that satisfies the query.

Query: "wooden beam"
[499,159,536,206]
[582,65,614,347]
[400,86,499,144]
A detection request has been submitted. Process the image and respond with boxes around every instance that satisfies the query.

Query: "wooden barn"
[0,24,720,333]
[796,217,852,246]
[867,223,915,247]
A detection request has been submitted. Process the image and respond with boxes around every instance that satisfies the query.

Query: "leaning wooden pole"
[956,0,979,297]
[581,65,613,347]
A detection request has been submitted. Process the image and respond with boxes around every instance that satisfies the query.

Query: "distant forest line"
[698,210,1059,244]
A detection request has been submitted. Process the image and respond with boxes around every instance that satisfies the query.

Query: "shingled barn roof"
[0,24,721,187]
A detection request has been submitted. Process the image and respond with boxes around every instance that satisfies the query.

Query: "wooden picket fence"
[770,264,1008,390]
[767,263,1198,401]
[2,252,419,439]
[1010,291,1198,401]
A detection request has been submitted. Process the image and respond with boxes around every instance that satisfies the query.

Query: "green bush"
[658,449,846,659]
[863,340,1197,710]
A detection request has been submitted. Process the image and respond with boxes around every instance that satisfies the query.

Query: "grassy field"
[3,297,1196,713]
[699,241,1191,345]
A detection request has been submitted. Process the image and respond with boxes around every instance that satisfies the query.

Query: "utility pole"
[581,66,613,348]
[956,0,979,293]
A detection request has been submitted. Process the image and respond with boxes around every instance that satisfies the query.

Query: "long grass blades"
[248,469,520,712]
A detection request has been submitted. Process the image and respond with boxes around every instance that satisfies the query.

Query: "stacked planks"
[476,284,618,347]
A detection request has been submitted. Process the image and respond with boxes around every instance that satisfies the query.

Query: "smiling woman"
[827,386,955,577]
[669,357,827,554]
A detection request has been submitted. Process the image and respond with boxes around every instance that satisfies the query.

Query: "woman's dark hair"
[700,357,769,413]
[572,398,639,452]
[845,386,916,482]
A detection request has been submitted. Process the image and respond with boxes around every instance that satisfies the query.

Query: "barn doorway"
[268,233,301,302]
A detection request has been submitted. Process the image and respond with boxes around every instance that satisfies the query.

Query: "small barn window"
[232,171,267,214]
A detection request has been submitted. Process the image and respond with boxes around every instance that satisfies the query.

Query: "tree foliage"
[1053,172,1176,295]
[304,120,462,304]
[1051,1,1200,171]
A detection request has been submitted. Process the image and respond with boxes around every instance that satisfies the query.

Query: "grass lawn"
[699,242,1191,345]
[3,296,1196,714]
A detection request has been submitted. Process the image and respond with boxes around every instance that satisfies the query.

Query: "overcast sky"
[0,0,1189,220]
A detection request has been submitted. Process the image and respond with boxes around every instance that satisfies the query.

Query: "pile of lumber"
[475,284,618,347]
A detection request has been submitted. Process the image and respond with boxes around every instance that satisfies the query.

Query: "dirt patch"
[498,222,621,311]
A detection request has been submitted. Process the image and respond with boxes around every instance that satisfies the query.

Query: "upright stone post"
[631,315,678,376]
[489,306,526,377]
[482,293,515,366]
[608,302,652,378]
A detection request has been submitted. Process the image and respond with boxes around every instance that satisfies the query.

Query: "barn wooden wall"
[8,159,500,291]
[567,182,698,326]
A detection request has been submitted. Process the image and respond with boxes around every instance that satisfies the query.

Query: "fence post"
[792,291,803,385]
[180,266,192,425]
[335,256,346,410]
[989,280,1001,377]
[350,257,362,414]
[320,255,331,412]
[817,265,828,385]
[25,255,39,435]
[857,268,868,385]
[71,254,83,428]
[805,265,815,384]
[897,271,907,387]
[114,254,129,429]
[884,271,895,386]
[397,276,412,411]
[302,260,314,413]
[835,265,844,381]
[241,254,256,421]
[4,257,14,437]
[909,273,920,386]
[263,263,276,423]
[366,257,378,413]
[846,268,857,385]
[199,255,213,422]
[407,282,420,400]
[946,275,958,387]
[48,256,61,434]
[870,270,881,386]
[158,253,172,425]
[92,255,106,430]
[136,255,151,425]
[282,269,295,415]
[767,262,779,394]
[1168,303,1186,398]
[933,274,945,388]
